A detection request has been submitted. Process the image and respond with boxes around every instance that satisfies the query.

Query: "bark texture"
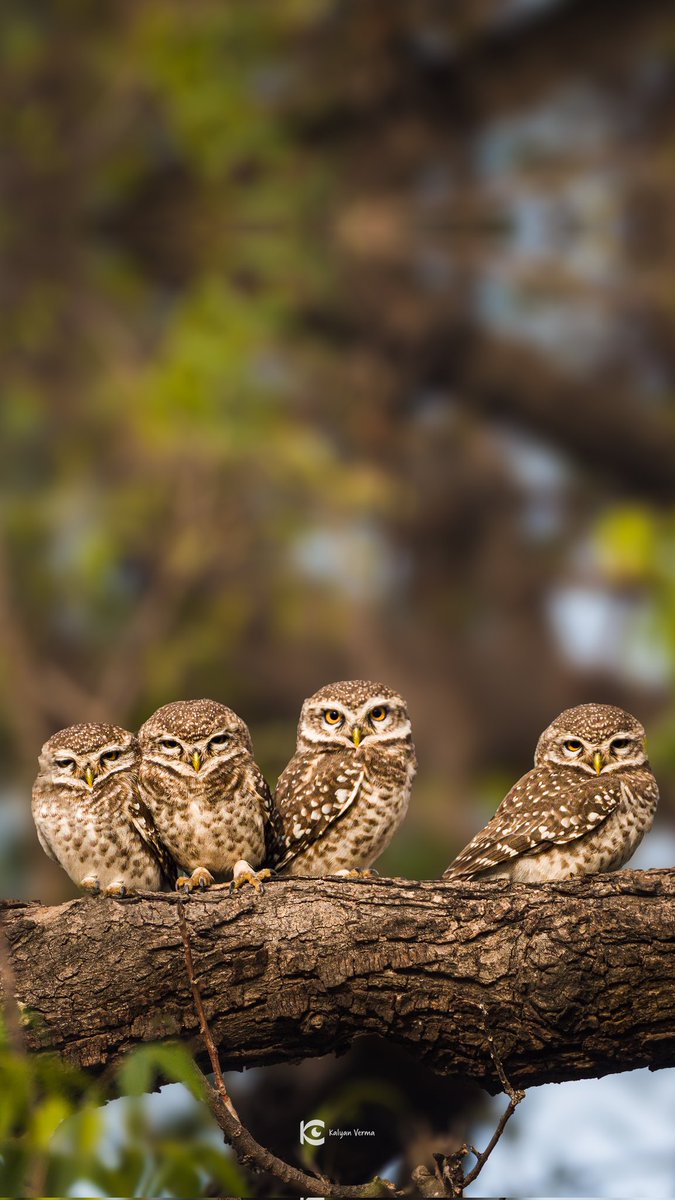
[2,870,675,1091]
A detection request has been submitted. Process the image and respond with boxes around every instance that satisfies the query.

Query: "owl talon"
[175,867,214,894]
[231,861,272,894]
[80,877,101,896]
[105,882,128,898]
[334,867,379,880]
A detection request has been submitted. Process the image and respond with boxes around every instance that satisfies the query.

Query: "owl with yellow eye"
[269,680,417,877]
[444,702,658,881]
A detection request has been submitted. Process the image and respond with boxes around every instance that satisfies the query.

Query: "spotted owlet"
[138,699,276,892]
[269,680,417,877]
[32,722,176,895]
[444,702,658,882]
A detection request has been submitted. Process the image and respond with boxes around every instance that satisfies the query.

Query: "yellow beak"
[84,765,95,788]
[192,750,202,772]
[593,751,604,775]
[352,727,362,748]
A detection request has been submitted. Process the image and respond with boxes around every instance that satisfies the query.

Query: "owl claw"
[334,867,379,880]
[230,861,273,894]
[80,877,101,896]
[176,867,215,894]
[105,882,128,898]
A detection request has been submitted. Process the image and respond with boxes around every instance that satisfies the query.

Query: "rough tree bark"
[2,871,674,1091]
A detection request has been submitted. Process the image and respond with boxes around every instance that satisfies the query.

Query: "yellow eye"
[324,709,343,725]
[564,739,583,753]
[370,706,388,722]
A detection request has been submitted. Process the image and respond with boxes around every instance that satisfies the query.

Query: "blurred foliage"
[0,0,392,787]
[0,1021,247,1197]
[596,506,675,774]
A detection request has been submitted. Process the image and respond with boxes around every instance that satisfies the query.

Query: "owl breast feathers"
[269,679,417,877]
[444,702,658,882]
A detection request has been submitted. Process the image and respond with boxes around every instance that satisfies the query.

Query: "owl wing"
[248,761,285,865]
[35,824,58,863]
[444,766,625,879]
[269,751,364,872]
[127,784,179,887]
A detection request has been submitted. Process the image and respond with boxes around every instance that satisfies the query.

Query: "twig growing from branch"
[177,897,401,1198]
[176,897,527,1199]
[430,1006,525,1197]
[176,899,239,1121]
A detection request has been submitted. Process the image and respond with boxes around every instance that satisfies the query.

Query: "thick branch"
[3,871,675,1090]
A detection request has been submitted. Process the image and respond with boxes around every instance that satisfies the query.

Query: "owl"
[32,722,176,896]
[444,702,659,882]
[269,680,417,877]
[138,699,276,892]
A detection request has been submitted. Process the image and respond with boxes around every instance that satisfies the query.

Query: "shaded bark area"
[2,871,675,1091]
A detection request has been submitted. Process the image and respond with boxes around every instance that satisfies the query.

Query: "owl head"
[534,702,648,776]
[138,699,253,778]
[38,723,139,791]
[295,680,413,754]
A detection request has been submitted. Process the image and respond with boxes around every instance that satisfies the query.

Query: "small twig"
[176,899,239,1119]
[431,1007,525,1197]
[177,898,402,1197]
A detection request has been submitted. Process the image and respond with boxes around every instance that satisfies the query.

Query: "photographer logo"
[299,1118,326,1147]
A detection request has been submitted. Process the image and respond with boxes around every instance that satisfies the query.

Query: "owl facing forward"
[138,699,275,892]
[32,722,175,895]
[270,680,417,877]
[444,702,658,882]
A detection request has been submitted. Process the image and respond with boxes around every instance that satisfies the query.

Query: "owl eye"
[611,737,631,752]
[159,738,181,751]
[563,739,583,754]
[370,706,388,722]
[55,757,76,770]
[100,749,120,765]
[324,710,344,726]
[208,733,230,749]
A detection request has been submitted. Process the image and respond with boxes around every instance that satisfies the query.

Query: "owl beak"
[191,750,202,772]
[352,727,362,748]
[593,751,604,775]
[84,765,95,788]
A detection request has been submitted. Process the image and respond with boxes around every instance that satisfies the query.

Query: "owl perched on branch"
[32,723,176,895]
[444,702,658,883]
[138,699,276,892]
[270,680,417,877]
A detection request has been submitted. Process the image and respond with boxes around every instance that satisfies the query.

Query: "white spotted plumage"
[270,680,416,877]
[444,703,658,882]
[138,699,276,891]
[32,723,175,894]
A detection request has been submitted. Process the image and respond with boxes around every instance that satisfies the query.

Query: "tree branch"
[3,872,675,1092]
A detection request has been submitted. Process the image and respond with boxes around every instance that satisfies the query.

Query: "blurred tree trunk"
[2,871,674,1090]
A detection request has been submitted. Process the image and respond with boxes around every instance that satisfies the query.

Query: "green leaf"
[116,1043,206,1100]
